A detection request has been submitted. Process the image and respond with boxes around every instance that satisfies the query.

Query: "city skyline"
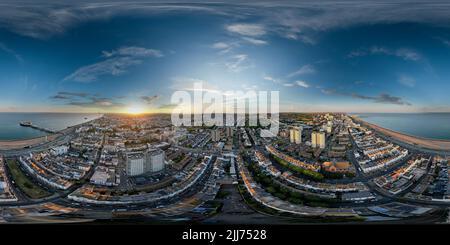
[1,1,450,229]
[1,1,450,113]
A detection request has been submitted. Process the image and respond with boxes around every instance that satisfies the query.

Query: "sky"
[1,0,450,113]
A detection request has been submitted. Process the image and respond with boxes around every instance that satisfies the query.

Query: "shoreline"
[351,116,450,152]
[0,115,102,150]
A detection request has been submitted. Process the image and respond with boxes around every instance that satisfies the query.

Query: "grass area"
[271,155,324,181]
[296,113,314,122]
[6,159,51,199]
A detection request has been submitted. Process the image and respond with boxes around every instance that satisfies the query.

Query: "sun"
[127,105,145,115]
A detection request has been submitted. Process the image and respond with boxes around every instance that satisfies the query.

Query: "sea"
[352,113,450,140]
[0,113,102,140]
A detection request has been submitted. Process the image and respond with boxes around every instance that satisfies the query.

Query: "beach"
[0,126,75,150]
[0,134,61,150]
[354,117,450,152]
[0,115,101,151]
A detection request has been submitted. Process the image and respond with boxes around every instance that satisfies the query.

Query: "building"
[311,131,326,149]
[90,166,117,186]
[147,148,165,172]
[126,148,165,176]
[126,152,145,176]
[211,129,221,142]
[289,127,302,144]
[51,145,69,156]
[226,127,234,137]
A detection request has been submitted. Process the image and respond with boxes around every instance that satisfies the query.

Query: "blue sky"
[1,1,450,113]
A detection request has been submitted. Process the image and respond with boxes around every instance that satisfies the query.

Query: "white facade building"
[126,148,165,176]
[51,145,69,156]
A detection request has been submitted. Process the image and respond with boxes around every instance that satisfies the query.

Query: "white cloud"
[211,42,230,49]
[0,3,226,40]
[296,80,310,88]
[225,54,252,72]
[64,46,162,82]
[102,46,163,58]
[287,64,315,78]
[398,74,416,87]
[395,48,420,61]
[4,2,450,44]
[263,75,279,83]
[63,57,141,82]
[0,42,23,63]
[242,37,267,45]
[348,46,421,61]
[226,23,266,37]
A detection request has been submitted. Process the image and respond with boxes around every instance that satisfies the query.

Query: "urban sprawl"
[0,113,449,223]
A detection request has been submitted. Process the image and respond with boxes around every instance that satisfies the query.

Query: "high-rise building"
[311,131,326,149]
[289,127,302,144]
[126,148,165,176]
[211,129,221,142]
[289,129,295,143]
[147,148,165,172]
[226,127,234,137]
[126,152,145,176]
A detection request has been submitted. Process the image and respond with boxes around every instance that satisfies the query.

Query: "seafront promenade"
[0,116,101,151]
[0,134,60,150]
[353,117,450,152]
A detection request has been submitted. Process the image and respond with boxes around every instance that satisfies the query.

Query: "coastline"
[0,115,102,151]
[352,116,450,152]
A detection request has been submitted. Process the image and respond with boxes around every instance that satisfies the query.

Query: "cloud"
[63,56,142,82]
[211,42,230,49]
[242,37,267,45]
[287,64,315,77]
[141,95,160,104]
[49,91,89,100]
[49,91,124,109]
[357,93,411,105]
[398,74,416,87]
[225,54,252,72]
[64,46,162,82]
[321,88,411,105]
[226,23,266,37]
[348,46,421,61]
[0,3,227,40]
[102,46,163,58]
[395,48,421,61]
[0,42,23,63]
[296,80,310,88]
[3,2,450,44]
[211,41,237,55]
[158,103,179,110]
[282,80,310,88]
[263,75,279,83]
[438,37,450,47]
[68,97,124,108]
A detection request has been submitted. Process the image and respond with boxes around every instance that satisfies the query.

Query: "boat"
[19,121,32,127]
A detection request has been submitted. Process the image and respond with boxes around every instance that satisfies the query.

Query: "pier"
[19,121,56,134]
